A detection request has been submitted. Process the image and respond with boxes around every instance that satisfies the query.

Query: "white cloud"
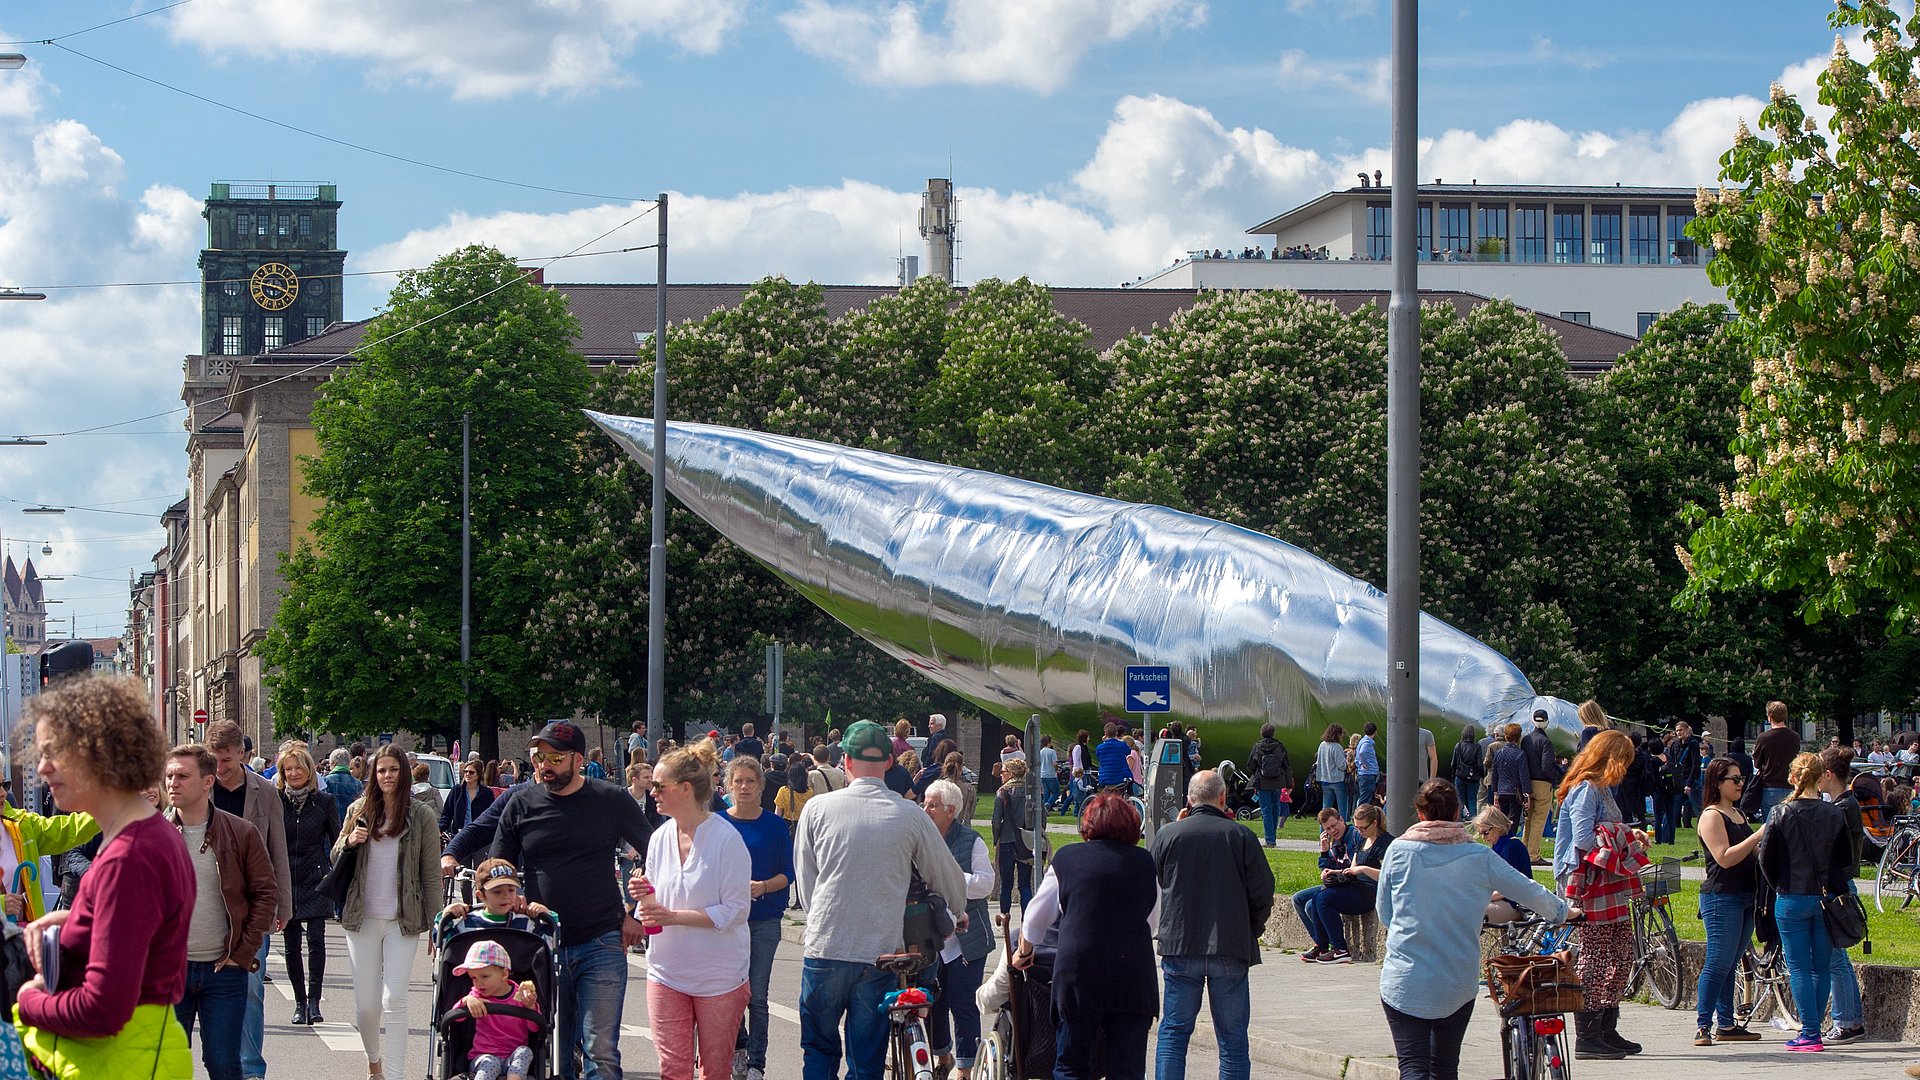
[1275,50,1390,105]
[0,74,198,631]
[780,0,1207,93]
[165,0,749,100]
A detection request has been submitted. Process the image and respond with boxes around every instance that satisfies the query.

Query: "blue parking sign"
[1125,665,1172,713]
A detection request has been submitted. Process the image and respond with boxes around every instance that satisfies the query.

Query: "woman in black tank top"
[1694,756,1766,1046]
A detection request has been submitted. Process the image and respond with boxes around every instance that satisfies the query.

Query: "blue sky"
[0,0,1848,636]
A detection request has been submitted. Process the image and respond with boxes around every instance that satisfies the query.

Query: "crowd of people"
[13,672,1920,1080]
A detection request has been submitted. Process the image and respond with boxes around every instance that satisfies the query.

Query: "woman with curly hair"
[1552,728,1642,1061]
[15,676,191,1078]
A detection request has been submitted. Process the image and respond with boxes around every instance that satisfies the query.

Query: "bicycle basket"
[1640,857,1681,900]
[1486,951,1584,1017]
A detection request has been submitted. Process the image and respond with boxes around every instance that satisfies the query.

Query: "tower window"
[299,214,312,239]
[223,279,241,297]
[277,215,291,238]
[307,317,326,339]
[264,317,284,350]
[236,213,251,241]
[221,316,243,355]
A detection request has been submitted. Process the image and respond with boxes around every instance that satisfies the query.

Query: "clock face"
[250,262,300,311]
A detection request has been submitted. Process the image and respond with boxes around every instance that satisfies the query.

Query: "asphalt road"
[204,918,1275,1080]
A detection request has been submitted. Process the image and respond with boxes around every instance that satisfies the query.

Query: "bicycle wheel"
[1540,1029,1574,1080]
[1732,949,1765,1025]
[1875,827,1920,912]
[1504,1018,1531,1080]
[1632,902,1685,1008]
[1763,948,1799,1028]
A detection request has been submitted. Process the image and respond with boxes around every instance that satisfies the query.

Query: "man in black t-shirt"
[494,720,653,1080]
[734,722,766,763]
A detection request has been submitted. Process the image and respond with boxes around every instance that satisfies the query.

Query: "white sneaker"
[745,1068,765,1080]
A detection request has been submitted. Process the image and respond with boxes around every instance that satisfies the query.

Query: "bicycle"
[1731,939,1797,1029]
[1487,952,1580,1080]
[1625,857,1685,1009]
[1874,813,1920,912]
[876,951,935,1080]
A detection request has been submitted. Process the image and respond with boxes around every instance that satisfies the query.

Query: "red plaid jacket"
[1567,821,1648,923]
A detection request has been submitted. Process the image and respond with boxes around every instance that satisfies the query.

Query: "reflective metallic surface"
[588,412,1580,767]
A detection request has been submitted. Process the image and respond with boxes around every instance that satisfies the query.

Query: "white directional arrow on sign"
[1132,691,1168,707]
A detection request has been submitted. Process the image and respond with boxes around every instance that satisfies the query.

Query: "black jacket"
[1050,839,1158,1018]
[439,782,497,836]
[281,786,340,921]
[1758,797,1851,897]
[1149,804,1275,966]
[1521,727,1565,785]
[1246,738,1292,791]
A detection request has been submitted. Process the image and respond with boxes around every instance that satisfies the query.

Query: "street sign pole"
[1384,0,1422,834]
[764,642,784,745]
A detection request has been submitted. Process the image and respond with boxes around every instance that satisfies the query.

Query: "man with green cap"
[794,719,966,1080]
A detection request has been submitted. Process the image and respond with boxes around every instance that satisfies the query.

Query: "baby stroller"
[1214,760,1262,821]
[427,915,563,1080]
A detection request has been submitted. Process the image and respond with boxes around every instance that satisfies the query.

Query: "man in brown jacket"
[205,720,290,1080]
[166,743,277,1080]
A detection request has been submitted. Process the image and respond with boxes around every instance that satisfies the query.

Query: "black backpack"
[1256,742,1290,786]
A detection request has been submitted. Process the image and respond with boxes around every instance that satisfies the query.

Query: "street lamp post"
[646,194,668,758]
[1384,0,1421,833]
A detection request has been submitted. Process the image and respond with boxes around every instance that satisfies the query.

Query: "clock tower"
[198,182,345,357]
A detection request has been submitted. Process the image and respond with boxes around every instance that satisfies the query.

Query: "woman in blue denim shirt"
[1693,755,1765,1047]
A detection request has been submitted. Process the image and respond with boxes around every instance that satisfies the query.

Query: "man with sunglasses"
[494,721,655,1080]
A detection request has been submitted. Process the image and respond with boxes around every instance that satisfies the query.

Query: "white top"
[182,821,229,962]
[362,835,401,921]
[644,812,752,997]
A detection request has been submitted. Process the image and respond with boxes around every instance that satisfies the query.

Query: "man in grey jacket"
[1150,770,1275,1080]
[794,720,965,1080]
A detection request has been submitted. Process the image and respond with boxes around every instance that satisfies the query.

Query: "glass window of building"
[1514,204,1547,263]
[1366,202,1391,260]
[307,317,326,339]
[1638,312,1660,336]
[1667,209,1698,263]
[1438,203,1471,259]
[1628,206,1662,264]
[264,317,283,350]
[277,214,291,238]
[1552,205,1585,264]
[223,278,241,297]
[1589,204,1622,264]
[299,213,312,239]
[257,215,269,236]
[236,213,251,241]
[221,316,243,355]
[1476,206,1508,261]
[1417,204,1433,260]
[1559,311,1592,325]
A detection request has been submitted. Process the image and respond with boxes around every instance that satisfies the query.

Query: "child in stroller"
[453,940,541,1080]
[429,861,562,1080]
[1214,760,1262,822]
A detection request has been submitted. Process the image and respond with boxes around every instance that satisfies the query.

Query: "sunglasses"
[530,751,572,766]
[1725,775,1746,783]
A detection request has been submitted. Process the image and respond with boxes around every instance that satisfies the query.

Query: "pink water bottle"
[636,877,664,935]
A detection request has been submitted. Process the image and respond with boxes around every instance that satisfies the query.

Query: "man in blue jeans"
[794,721,966,1080]
[164,743,278,1080]
[1149,770,1275,1080]
[494,721,656,1079]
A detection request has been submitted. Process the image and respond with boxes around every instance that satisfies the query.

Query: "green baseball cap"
[841,720,894,763]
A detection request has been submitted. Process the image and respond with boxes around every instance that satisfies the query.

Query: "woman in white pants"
[332,744,441,1077]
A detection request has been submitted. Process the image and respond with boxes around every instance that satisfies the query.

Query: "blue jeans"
[1453,777,1477,820]
[178,960,249,1080]
[800,957,892,1080]
[1156,955,1250,1080]
[1305,883,1375,950]
[1355,773,1379,807]
[1759,787,1791,819]
[1695,891,1754,1029]
[1829,880,1863,1028]
[735,919,782,1070]
[1256,789,1281,844]
[1042,776,1062,811]
[925,951,986,1069]
[1319,781,1352,821]
[1655,791,1682,846]
[1774,893,1832,1040]
[242,934,269,1076]
[558,930,629,1079]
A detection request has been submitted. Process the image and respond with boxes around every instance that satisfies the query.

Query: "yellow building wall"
[289,427,323,547]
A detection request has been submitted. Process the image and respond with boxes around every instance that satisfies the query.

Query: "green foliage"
[258,246,589,749]
[1681,0,1920,628]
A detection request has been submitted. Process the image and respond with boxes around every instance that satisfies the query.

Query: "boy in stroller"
[453,940,541,1080]
[440,859,553,938]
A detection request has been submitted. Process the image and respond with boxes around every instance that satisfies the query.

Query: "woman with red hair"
[1011,794,1156,1080]
[1552,727,1643,1062]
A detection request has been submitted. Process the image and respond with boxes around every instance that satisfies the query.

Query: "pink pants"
[646,979,750,1080]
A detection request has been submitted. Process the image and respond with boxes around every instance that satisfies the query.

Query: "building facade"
[1133,183,1727,338]
[199,182,345,360]
[2,557,47,649]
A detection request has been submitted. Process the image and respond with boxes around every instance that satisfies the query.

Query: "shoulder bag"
[319,816,361,906]
[1822,889,1869,951]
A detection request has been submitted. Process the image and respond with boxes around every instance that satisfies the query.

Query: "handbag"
[1821,890,1869,950]
[1485,951,1584,1017]
[319,818,361,906]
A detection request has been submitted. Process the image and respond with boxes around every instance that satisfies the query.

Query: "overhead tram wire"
[46,42,648,205]
[7,209,661,441]
[8,244,662,294]
[0,0,198,46]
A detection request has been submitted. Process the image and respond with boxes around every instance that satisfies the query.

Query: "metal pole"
[1385,0,1421,833]
[647,195,669,757]
[460,412,471,755]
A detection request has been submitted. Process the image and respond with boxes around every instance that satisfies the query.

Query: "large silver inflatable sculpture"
[588,412,1579,766]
